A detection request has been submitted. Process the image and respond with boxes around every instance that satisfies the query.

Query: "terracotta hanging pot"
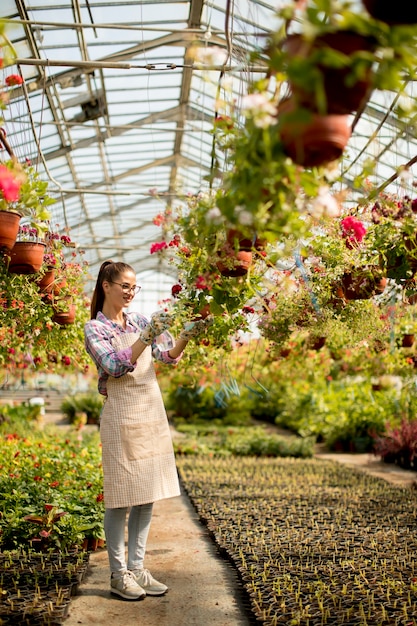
[401,333,415,348]
[362,0,417,24]
[0,211,22,253]
[53,275,68,295]
[36,268,56,294]
[52,301,76,325]
[216,243,252,277]
[283,31,375,114]
[193,304,211,320]
[8,241,45,274]
[310,336,326,350]
[340,266,387,300]
[226,229,265,252]
[278,97,351,167]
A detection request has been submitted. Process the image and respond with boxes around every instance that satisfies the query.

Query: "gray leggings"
[104,503,153,574]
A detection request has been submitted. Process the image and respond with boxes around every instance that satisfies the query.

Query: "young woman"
[84,260,210,601]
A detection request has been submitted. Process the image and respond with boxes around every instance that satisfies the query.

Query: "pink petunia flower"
[0,165,21,202]
[195,275,211,290]
[341,216,367,248]
[150,241,168,254]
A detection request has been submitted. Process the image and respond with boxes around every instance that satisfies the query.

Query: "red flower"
[195,275,211,290]
[214,114,234,129]
[341,216,367,248]
[171,284,182,297]
[168,235,181,247]
[0,165,21,203]
[150,241,168,254]
[96,493,104,502]
[153,213,165,226]
[61,355,71,366]
[50,481,59,488]
[5,74,23,86]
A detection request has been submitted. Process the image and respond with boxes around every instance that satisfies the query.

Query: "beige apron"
[100,330,180,508]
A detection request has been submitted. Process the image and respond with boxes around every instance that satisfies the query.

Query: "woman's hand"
[139,311,173,345]
[179,315,214,341]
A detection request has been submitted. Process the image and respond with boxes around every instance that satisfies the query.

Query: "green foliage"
[274,378,406,451]
[0,401,42,433]
[0,414,103,550]
[60,392,103,424]
[173,424,314,458]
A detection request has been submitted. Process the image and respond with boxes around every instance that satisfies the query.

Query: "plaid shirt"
[84,310,182,396]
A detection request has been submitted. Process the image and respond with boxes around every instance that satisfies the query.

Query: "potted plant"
[364,192,417,285]
[268,0,417,112]
[212,88,336,246]
[149,191,267,358]
[8,224,46,274]
[308,212,388,302]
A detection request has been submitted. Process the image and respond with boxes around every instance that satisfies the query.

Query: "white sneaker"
[130,569,168,596]
[110,570,146,600]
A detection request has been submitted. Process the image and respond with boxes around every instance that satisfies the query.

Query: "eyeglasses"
[109,281,141,295]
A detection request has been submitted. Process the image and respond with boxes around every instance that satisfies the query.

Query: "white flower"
[193,46,228,67]
[234,205,253,225]
[310,187,340,219]
[205,206,224,225]
[398,168,412,183]
[323,161,342,183]
[241,93,277,129]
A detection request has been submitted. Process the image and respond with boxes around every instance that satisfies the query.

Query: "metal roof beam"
[43,103,213,161]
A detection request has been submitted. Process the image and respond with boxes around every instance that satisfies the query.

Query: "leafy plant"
[372,418,417,468]
[61,392,103,425]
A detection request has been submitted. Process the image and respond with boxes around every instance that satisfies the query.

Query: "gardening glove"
[179,315,214,341]
[139,311,173,345]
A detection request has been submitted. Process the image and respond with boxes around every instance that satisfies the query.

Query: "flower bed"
[178,456,417,625]
[0,406,103,623]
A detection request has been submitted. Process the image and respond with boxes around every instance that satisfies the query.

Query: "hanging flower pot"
[193,303,211,320]
[0,211,22,253]
[340,266,387,300]
[278,98,351,167]
[36,268,56,294]
[401,333,415,348]
[52,300,76,325]
[362,0,417,24]
[216,243,252,277]
[283,31,376,114]
[8,241,45,274]
[226,228,266,252]
[53,275,68,295]
[310,336,326,350]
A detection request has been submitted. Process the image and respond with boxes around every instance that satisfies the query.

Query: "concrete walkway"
[65,491,250,626]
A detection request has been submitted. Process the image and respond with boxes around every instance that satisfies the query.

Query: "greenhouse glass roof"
[1,0,417,303]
